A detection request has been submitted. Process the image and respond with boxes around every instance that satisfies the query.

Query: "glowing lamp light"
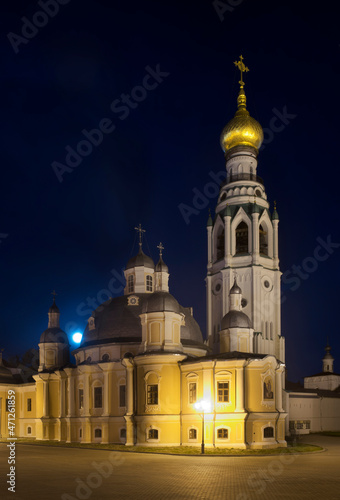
[194,400,211,413]
[72,332,83,344]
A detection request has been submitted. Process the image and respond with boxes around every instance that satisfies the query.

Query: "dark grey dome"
[0,365,13,379]
[179,306,204,344]
[323,353,334,360]
[142,292,179,314]
[126,248,154,270]
[221,310,252,329]
[80,293,204,348]
[40,327,69,344]
[230,278,242,295]
[155,256,168,273]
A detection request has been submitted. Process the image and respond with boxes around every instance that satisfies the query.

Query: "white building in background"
[285,342,340,434]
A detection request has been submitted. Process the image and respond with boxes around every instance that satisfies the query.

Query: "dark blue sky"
[1,0,339,382]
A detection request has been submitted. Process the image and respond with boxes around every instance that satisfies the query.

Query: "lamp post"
[194,399,211,454]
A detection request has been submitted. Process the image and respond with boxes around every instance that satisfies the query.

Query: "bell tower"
[206,56,285,362]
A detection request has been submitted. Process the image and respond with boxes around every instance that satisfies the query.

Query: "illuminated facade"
[0,57,292,449]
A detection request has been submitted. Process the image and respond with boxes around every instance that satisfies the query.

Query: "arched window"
[102,353,110,362]
[216,227,225,261]
[189,428,197,440]
[120,428,126,439]
[263,427,274,438]
[259,225,268,256]
[235,221,248,255]
[146,275,153,292]
[220,192,227,202]
[79,428,82,438]
[148,429,158,439]
[128,275,134,293]
[27,426,32,435]
[217,428,228,439]
[94,428,102,438]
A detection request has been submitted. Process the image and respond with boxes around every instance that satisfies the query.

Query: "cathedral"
[1,56,337,449]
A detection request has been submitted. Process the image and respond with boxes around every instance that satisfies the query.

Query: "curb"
[8,441,326,458]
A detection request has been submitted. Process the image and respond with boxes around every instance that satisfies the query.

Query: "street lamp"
[194,399,211,454]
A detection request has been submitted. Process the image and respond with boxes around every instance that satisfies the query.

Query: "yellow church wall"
[135,415,181,446]
[136,357,183,416]
[245,360,276,412]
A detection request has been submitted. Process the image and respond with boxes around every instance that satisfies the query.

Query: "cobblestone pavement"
[0,435,339,500]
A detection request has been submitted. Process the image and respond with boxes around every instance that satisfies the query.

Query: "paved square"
[0,435,339,500]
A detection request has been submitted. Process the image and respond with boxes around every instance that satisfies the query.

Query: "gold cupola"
[220,56,263,154]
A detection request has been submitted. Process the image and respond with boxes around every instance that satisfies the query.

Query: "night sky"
[1,0,339,382]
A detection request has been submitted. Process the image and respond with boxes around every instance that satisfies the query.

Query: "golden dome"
[220,57,263,153]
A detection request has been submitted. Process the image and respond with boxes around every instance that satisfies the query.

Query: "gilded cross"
[234,55,249,85]
[51,290,57,299]
[134,224,146,248]
[157,242,164,257]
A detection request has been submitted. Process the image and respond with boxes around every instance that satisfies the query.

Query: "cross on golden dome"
[234,55,249,86]
[134,224,146,248]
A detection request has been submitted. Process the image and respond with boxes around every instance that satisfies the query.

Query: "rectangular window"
[79,389,84,410]
[27,398,32,412]
[217,428,228,439]
[128,275,134,293]
[119,385,126,407]
[147,384,158,405]
[217,382,229,402]
[305,421,311,430]
[94,387,102,408]
[189,382,197,404]
[146,275,153,292]
[149,429,158,439]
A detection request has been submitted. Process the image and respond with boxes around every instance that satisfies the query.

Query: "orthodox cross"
[157,242,164,257]
[51,290,57,301]
[234,55,249,86]
[134,224,146,248]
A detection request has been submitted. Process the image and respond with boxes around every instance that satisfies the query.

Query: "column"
[103,371,109,416]
[123,358,134,446]
[42,380,49,417]
[235,367,245,412]
[224,213,231,267]
[207,225,212,267]
[83,372,90,416]
[59,377,65,418]
[275,368,283,412]
[252,212,259,265]
[67,375,75,416]
[126,364,134,416]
